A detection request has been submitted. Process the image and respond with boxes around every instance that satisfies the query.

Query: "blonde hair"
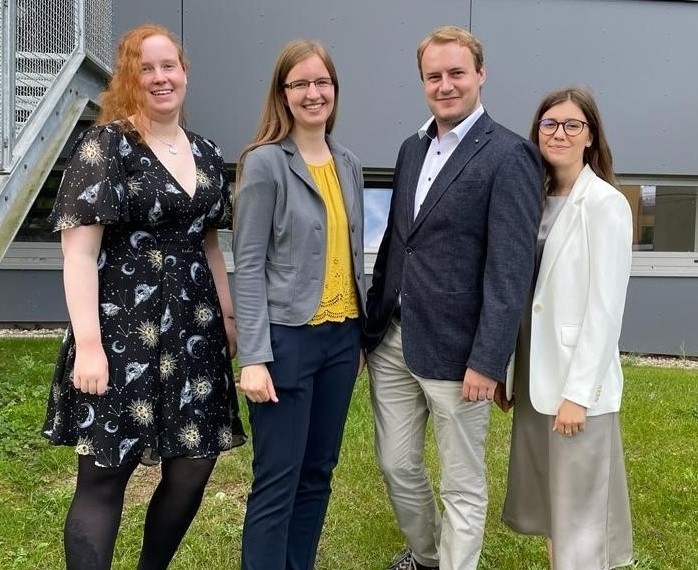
[417,25,484,79]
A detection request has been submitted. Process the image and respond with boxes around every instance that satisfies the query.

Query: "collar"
[417,104,485,142]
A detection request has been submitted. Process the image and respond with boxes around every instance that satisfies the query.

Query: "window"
[619,182,698,253]
[363,187,392,251]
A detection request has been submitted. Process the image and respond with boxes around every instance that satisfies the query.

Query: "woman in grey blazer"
[233,40,366,570]
[503,87,634,569]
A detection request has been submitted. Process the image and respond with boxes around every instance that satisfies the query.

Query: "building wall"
[114,0,698,174]
[5,0,697,357]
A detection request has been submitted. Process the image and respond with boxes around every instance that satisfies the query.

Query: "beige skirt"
[502,346,634,569]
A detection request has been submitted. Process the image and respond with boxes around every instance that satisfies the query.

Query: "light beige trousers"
[368,320,492,570]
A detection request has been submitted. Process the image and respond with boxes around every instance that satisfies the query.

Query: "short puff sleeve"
[47,124,130,231]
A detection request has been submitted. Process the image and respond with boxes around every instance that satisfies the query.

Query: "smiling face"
[138,34,187,122]
[538,99,592,173]
[283,54,335,135]
[420,41,485,138]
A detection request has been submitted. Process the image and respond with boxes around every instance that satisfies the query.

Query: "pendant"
[168,145,178,155]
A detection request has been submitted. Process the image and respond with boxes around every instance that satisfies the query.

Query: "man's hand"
[462,368,498,402]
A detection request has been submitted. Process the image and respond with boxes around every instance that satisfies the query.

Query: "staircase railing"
[1,0,112,171]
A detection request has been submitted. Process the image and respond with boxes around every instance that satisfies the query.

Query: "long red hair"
[97,24,188,138]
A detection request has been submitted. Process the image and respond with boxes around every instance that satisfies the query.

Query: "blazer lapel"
[411,116,492,235]
[535,165,595,291]
[329,139,356,214]
[283,138,318,194]
[405,135,431,229]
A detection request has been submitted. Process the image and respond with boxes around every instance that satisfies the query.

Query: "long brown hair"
[97,24,188,138]
[236,39,339,187]
[530,87,616,188]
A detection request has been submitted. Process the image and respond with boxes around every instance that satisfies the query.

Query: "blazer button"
[533,303,542,313]
[405,247,414,255]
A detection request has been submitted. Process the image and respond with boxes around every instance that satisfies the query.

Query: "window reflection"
[363,187,392,250]
[619,184,698,253]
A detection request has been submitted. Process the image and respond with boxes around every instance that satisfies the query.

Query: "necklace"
[148,129,179,155]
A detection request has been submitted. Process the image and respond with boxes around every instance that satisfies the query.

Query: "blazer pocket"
[560,324,581,347]
[265,261,297,308]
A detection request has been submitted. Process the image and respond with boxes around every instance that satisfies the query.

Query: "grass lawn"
[0,337,696,569]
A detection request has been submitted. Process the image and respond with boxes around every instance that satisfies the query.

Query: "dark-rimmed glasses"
[282,77,334,91]
[538,118,588,137]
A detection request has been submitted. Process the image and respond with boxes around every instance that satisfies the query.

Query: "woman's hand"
[357,349,366,377]
[223,316,237,359]
[240,363,278,403]
[73,341,109,395]
[553,399,587,437]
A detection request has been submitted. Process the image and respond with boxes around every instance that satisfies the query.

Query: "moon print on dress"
[42,122,246,467]
[190,262,205,284]
[130,230,156,249]
[77,403,95,428]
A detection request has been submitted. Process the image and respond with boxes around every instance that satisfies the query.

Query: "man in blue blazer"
[364,26,542,570]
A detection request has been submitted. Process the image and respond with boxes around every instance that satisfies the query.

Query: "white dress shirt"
[414,105,485,219]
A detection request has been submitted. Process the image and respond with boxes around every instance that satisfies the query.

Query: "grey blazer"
[233,136,366,367]
[364,113,542,381]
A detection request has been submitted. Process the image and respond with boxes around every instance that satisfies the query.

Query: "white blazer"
[506,165,633,416]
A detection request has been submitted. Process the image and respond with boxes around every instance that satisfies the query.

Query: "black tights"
[64,454,216,570]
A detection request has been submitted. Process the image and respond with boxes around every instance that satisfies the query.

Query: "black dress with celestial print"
[42,122,246,468]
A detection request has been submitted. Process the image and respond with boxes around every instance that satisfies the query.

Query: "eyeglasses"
[282,77,334,91]
[538,118,588,137]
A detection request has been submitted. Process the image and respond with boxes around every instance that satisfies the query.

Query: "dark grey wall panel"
[621,277,698,356]
[0,270,235,326]
[113,0,182,42]
[474,0,698,175]
[114,0,698,175]
[179,0,469,167]
[0,271,68,323]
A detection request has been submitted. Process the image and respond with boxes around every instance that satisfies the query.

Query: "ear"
[478,65,486,87]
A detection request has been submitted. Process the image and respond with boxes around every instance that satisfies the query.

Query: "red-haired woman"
[43,24,245,569]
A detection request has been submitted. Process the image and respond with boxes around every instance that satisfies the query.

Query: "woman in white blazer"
[502,87,634,569]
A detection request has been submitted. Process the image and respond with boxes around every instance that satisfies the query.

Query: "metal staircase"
[0,0,113,260]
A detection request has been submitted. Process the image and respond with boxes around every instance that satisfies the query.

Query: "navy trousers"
[241,319,361,570]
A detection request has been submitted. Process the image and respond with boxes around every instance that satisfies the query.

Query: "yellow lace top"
[307,159,360,325]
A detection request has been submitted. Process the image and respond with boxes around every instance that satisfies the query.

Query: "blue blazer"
[364,113,542,381]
